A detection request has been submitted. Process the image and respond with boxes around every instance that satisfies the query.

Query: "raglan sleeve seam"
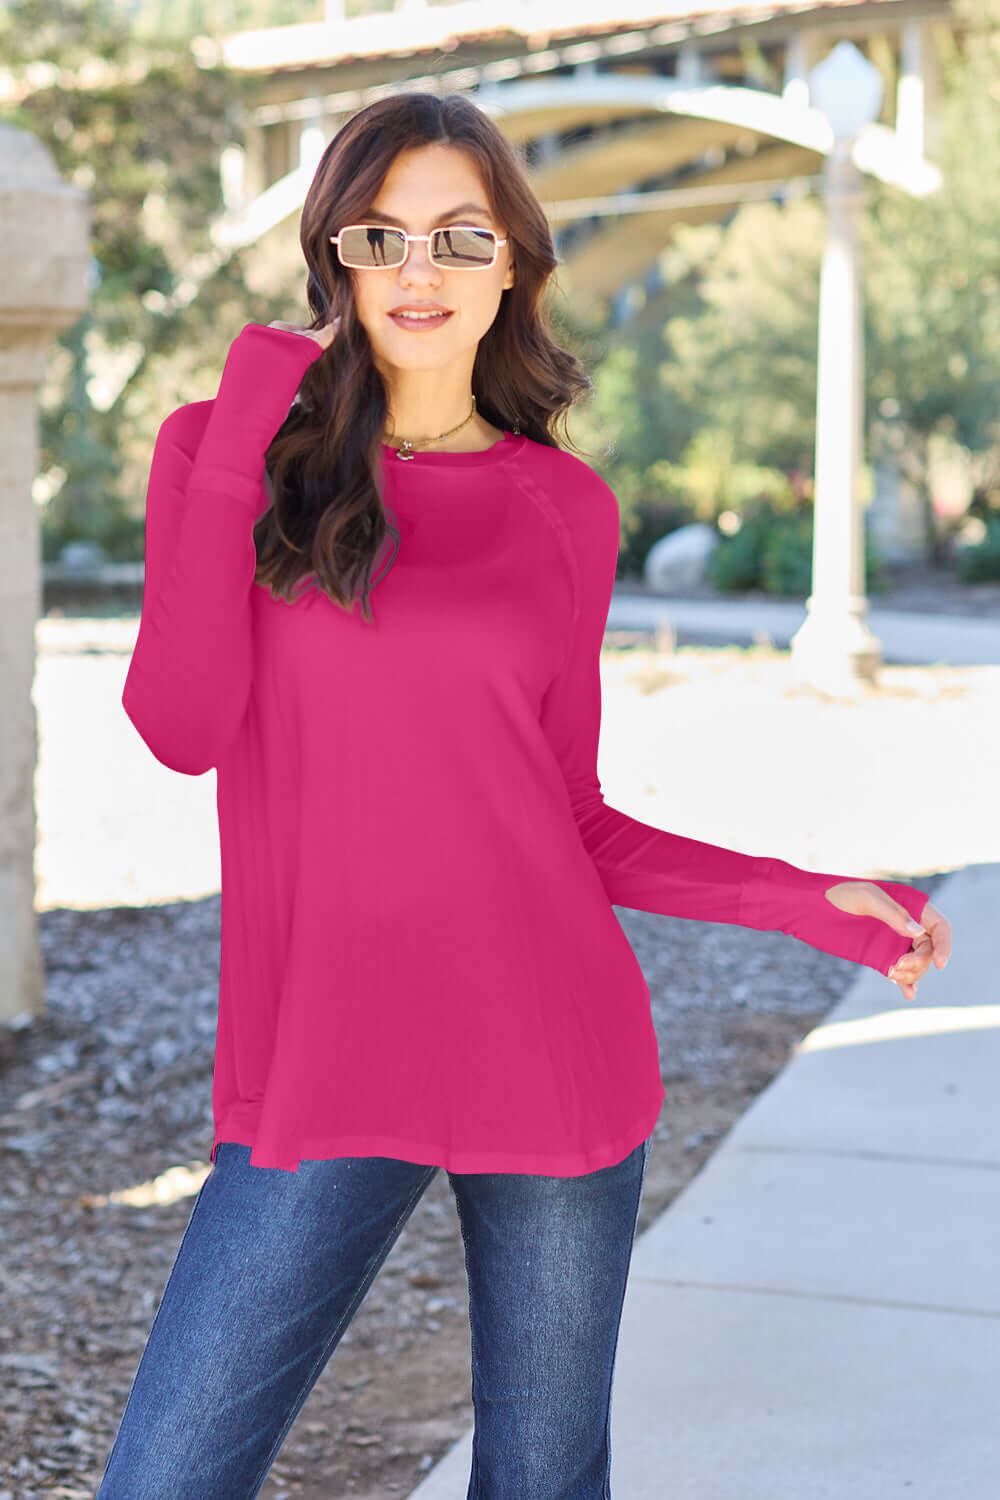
[508,460,584,685]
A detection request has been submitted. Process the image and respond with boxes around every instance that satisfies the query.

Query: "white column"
[0,126,90,1023]
[783,31,823,111]
[535,132,560,165]
[921,24,942,160]
[789,143,883,692]
[299,96,327,173]
[783,34,810,110]
[896,20,925,160]
[677,44,709,85]
[219,143,245,212]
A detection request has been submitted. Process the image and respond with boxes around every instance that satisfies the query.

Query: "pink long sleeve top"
[122,323,930,1175]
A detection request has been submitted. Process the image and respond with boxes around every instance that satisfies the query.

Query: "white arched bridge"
[194,0,953,318]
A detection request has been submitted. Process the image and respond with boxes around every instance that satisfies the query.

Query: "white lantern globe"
[809,40,885,140]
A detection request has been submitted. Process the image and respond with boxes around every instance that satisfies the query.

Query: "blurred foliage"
[866,0,1000,458]
[6,0,1000,581]
[567,0,1000,581]
[707,502,889,597]
[112,1,400,41]
[1,0,307,560]
[560,280,704,575]
[956,518,1000,581]
[661,209,823,477]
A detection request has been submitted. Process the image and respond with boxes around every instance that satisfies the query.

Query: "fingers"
[888,938,931,994]
[923,904,953,969]
[888,960,922,1000]
[265,319,338,350]
[888,903,953,993]
[888,939,942,997]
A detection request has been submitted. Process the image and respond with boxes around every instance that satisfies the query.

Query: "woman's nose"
[400,239,439,281]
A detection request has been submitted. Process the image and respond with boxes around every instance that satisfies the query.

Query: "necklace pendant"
[397,440,417,461]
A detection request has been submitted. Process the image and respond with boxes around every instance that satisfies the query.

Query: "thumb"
[825,882,928,938]
[893,903,928,942]
[858,884,928,942]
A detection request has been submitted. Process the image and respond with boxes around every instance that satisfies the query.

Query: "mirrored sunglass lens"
[431,227,496,267]
[339,227,405,266]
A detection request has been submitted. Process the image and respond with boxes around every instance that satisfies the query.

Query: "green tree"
[659,204,823,479]
[578,2,1000,560]
[560,264,709,571]
[1,0,302,559]
[865,0,1000,489]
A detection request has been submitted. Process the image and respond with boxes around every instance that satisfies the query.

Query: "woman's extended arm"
[121,323,326,774]
[537,467,931,980]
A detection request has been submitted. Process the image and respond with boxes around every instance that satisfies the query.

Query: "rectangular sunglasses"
[329,223,507,270]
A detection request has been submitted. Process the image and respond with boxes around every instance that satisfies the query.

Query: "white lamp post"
[789,41,885,694]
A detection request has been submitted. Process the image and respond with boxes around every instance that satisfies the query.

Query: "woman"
[98,92,950,1499]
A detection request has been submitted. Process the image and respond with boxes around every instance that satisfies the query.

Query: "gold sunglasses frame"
[328,223,508,270]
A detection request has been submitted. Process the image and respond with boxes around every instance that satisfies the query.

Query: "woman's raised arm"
[121,322,329,774]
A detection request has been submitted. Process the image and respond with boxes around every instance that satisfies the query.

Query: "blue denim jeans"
[94,1135,652,1499]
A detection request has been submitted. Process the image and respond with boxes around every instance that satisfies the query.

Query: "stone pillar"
[0,125,90,1023]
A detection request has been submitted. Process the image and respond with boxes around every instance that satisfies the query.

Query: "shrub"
[706,501,786,592]
[706,511,769,591]
[956,518,1000,582]
[760,514,813,595]
[707,500,889,595]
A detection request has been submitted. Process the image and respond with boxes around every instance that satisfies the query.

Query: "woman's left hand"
[824,882,952,1000]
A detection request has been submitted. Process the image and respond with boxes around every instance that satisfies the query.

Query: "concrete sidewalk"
[408,861,997,1500]
[607,590,1000,665]
[34,595,1000,668]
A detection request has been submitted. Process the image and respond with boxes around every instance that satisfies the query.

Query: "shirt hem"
[212,1089,665,1177]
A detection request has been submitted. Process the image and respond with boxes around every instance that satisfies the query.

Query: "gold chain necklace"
[387,395,477,461]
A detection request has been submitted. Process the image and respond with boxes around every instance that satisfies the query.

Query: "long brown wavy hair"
[254,91,594,621]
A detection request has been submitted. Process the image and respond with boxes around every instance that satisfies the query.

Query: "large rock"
[643,522,718,592]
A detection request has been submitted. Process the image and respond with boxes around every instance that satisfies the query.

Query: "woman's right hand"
[267,317,339,351]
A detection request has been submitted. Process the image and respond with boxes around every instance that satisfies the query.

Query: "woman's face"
[343,143,515,380]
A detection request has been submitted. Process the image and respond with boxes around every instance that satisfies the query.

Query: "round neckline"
[379,430,526,468]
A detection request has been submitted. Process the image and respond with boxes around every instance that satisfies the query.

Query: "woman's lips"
[388,309,453,331]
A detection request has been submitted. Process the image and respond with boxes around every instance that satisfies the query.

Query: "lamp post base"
[788,594,883,695]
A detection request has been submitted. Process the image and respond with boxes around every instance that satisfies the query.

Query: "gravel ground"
[0,882,948,1500]
[0,608,973,1500]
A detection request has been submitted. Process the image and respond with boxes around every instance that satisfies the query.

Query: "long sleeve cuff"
[191,323,326,509]
[740,856,932,979]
